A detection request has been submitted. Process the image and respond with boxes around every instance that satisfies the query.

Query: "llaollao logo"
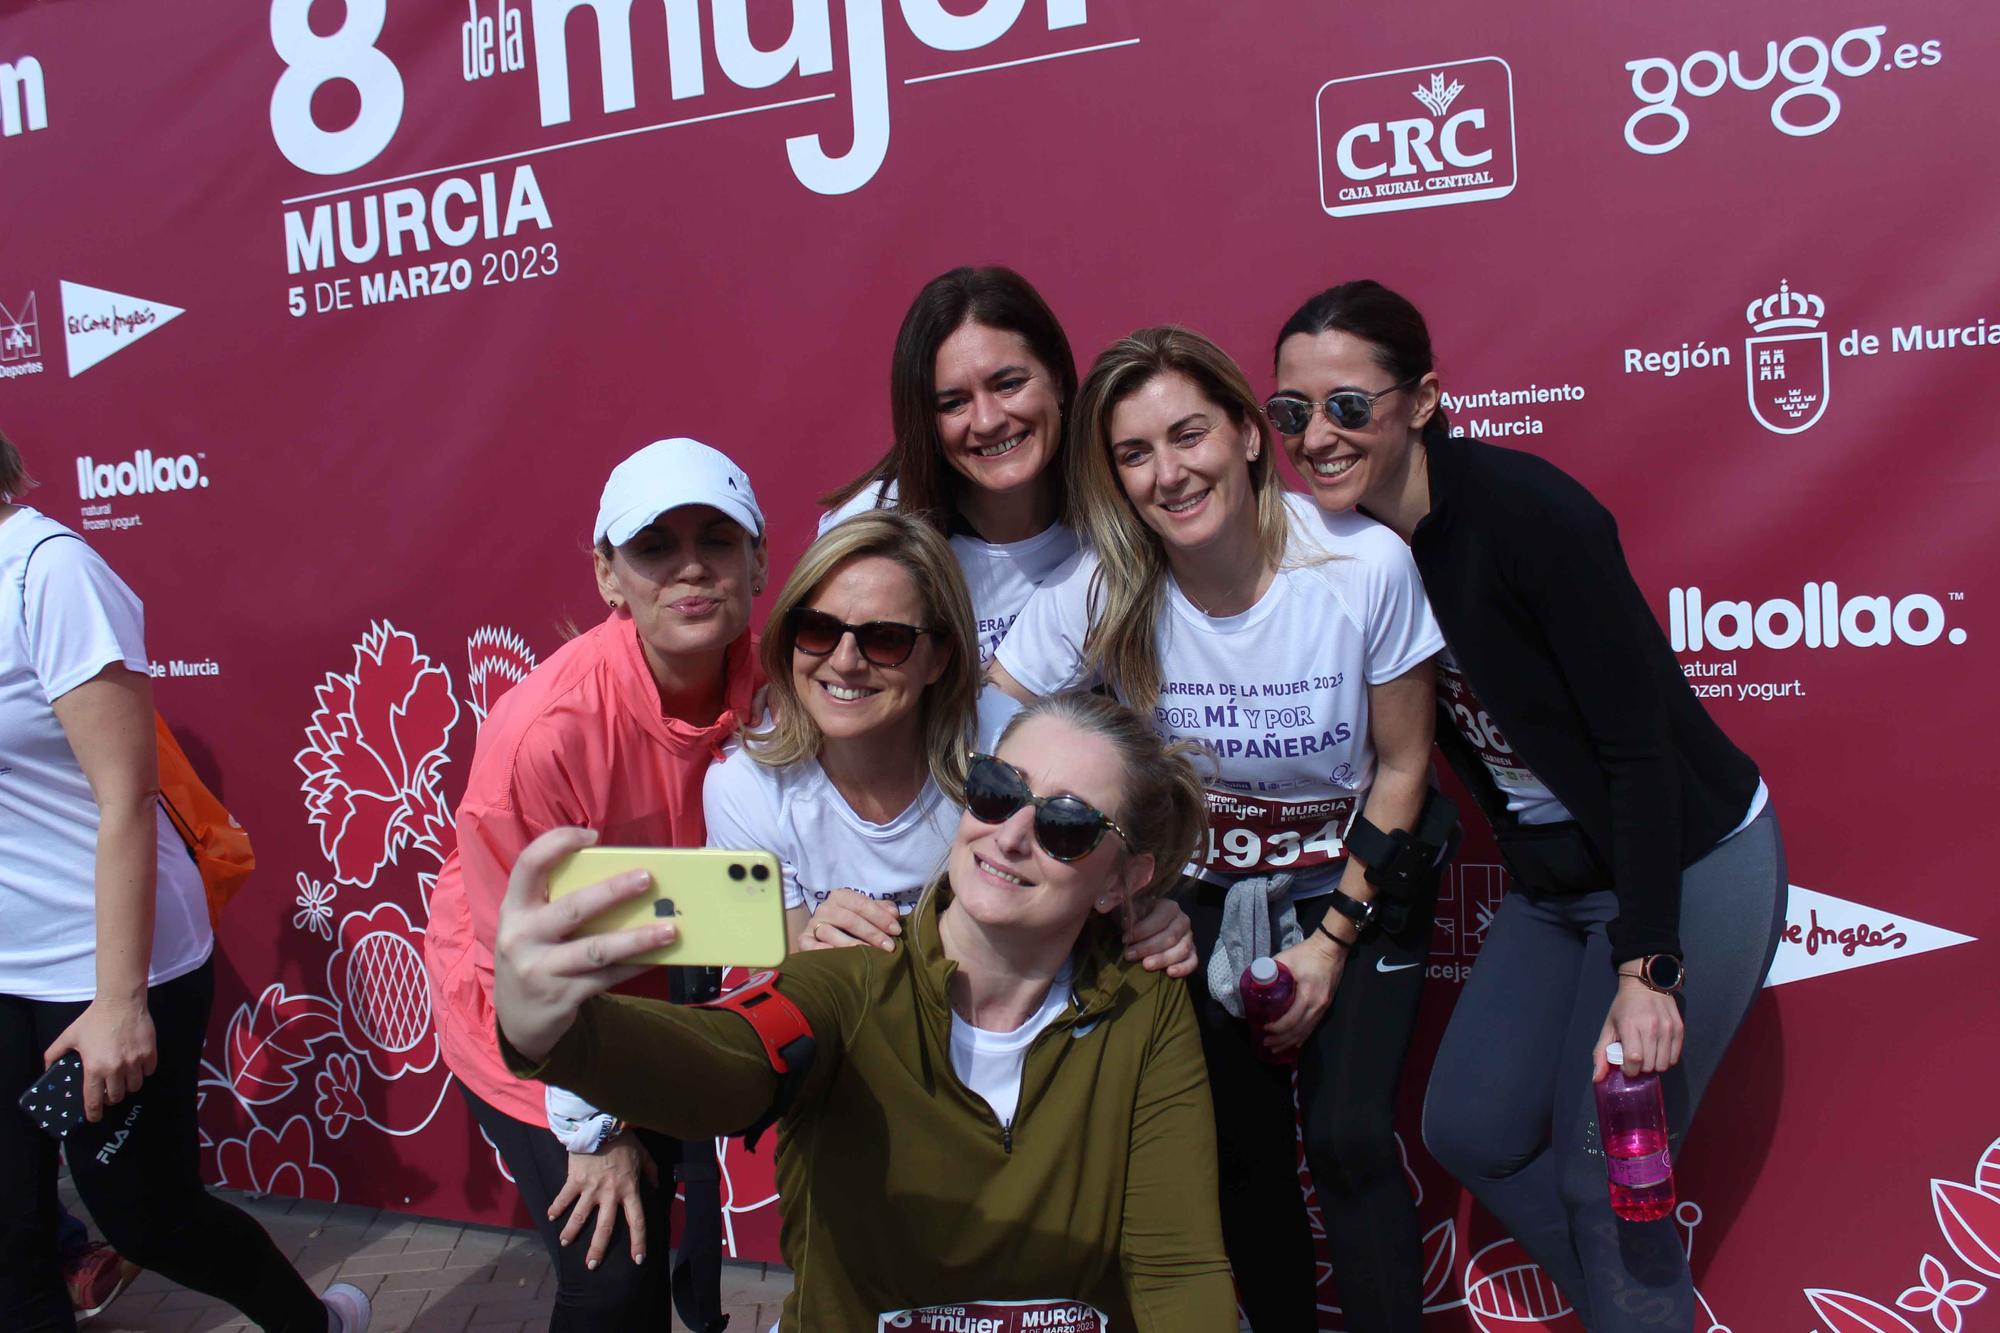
[1667,582,1967,652]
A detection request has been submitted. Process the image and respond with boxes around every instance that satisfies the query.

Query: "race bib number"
[1200,789,1357,874]
[879,1298,1109,1332]
[1436,657,1539,790]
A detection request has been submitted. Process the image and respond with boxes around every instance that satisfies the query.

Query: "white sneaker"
[323,1282,372,1333]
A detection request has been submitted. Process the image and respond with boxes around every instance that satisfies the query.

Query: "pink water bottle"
[1595,1042,1676,1221]
[1240,957,1297,1066]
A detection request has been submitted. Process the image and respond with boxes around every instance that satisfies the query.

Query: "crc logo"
[1745,279,1829,434]
[1316,56,1516,218]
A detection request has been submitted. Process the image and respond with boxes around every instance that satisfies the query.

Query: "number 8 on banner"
[270,0,405,176]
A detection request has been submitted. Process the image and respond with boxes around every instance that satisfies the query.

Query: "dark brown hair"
[1274,280,1452,446]
[0,428,34,499]
[822,266,1078,531]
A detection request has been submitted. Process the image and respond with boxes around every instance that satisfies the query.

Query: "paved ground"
[61,1177,790,1333]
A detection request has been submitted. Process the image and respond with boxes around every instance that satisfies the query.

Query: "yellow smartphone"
[546,846,787,969]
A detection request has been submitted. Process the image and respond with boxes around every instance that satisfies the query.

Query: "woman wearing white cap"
[424,438,767,1333]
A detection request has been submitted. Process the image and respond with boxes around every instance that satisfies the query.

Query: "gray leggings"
[1422,808,1786,1332]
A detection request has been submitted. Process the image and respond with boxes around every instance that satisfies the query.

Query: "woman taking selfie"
[425,437,766,1331]
[493,693,1238,1330]
[704,510,1192,972]
[1267,280,1785,1330]
[991,328,1446,1331]
[822,265,1080,662]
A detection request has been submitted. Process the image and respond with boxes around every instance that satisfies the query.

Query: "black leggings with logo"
[1187,877,1438,1333]
[0,960,327,1332]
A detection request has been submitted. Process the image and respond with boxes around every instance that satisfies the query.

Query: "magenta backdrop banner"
[2,1,1994,1327]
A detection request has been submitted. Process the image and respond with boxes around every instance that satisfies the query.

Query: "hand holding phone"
[547,845,787,969]
[493,830,789,1065]
[18,1051,87,1140]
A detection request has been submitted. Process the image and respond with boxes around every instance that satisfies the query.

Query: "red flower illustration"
[1897,1253,1985,1333]
[327,902,439,1080]
[297,622,460,888]
[1806,1287,1922,1333]
[1463,1238,1583,1333]
[313,1053,366,1139]
[214,1115,339,1202]
[466,626,537,728]
[223,983,342,1106]
[1978,1136,2000,1199]
[1934,1179,2000,1280]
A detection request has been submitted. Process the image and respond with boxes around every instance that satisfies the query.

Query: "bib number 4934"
[1203,818,1345,871]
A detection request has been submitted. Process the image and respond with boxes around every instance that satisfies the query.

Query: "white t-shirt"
[704,747,956,915]
[948,963,1073,1129]
[0,509,212,1000]
[997,494,1443,896]
[1435,646,1574,826]
[819,480,1080,663]
[701,696,1020,914]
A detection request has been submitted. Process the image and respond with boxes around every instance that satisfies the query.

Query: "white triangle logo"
[60,280,183,378]
[1763,884,1975,988]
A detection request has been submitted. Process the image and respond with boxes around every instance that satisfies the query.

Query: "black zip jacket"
[1399,436,1760,963]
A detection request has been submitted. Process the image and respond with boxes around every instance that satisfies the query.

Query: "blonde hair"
[996,691,1209,911]
[748,511,979,804]
[1067,326,1291,715]
[0,429,34,500]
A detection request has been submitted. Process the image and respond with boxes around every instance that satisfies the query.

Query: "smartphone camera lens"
[728,864,746,881]
[751,864,771,882]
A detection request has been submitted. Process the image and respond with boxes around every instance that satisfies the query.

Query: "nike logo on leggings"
[1376,959,1420,973]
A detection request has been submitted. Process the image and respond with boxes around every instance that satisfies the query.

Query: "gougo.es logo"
[1623,24,1942,154]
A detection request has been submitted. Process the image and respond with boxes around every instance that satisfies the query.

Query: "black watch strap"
[1325,887,1378,931]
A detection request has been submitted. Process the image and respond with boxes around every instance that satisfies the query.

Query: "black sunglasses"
[787,606,936,668]
[1262,375,1420,435]
[964,753,1134,863]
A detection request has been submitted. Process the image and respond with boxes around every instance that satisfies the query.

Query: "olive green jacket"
[505,890,1236,1330]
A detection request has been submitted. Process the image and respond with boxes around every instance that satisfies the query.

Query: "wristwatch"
[1324,888,1379,934]
[1623,953,1686,996]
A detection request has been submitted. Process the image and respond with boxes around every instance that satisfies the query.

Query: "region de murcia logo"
[0,291,39,361]
[1316,56,1517,218]
[1745,279,1829,434]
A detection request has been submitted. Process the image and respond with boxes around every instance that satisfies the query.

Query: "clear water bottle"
[1595,1041,1676,1221]
[1239,957,1297,1066]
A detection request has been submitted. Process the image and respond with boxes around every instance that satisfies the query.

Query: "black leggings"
[1187,878,1437,1333]
[459,1084,679,1333]
[0,961,326,1333]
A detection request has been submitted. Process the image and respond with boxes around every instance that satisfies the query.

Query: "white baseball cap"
[593,438,764,547]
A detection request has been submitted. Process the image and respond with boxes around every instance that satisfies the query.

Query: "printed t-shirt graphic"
[997,495,1442,894]
[820,482,1079,663]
